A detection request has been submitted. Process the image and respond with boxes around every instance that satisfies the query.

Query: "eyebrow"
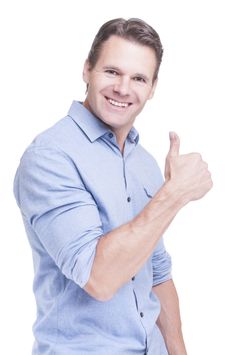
[102,65,150,83]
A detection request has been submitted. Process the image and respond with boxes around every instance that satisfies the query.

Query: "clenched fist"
[164,132,213,204]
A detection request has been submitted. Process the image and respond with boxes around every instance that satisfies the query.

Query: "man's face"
[83,35,158,132]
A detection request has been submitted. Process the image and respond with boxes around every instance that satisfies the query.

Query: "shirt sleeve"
[14,146,104,288]
[152,237,172,287]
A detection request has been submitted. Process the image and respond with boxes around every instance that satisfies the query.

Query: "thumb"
[168,131,180,157]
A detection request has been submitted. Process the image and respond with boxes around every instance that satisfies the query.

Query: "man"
[14,18,212,355]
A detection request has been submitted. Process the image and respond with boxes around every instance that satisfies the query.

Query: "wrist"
[157,179,189,211]
[166,345,188,355]
[164,332,188,355]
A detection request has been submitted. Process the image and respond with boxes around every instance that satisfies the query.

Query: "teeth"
[108,98,129,108]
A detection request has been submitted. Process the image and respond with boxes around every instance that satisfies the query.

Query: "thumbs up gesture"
[164,132,213,203]
[165,132,180,180]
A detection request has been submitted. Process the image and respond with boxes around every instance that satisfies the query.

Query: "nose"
[113,76,130,96]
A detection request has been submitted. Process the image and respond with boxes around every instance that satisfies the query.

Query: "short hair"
[87,18,163,83]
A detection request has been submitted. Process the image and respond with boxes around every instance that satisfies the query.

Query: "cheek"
[87,82,101,101]
[135,90,152,104]
[90,79,109,97]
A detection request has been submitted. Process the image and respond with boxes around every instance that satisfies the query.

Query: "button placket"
[122,156,132,208]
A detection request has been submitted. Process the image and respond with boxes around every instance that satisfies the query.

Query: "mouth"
[105,96,132,108]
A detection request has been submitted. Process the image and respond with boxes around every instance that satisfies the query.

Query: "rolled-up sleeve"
[14,146,103,288]
[152,238,172,286]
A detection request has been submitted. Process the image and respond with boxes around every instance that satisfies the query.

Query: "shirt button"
[127,196,131,202]
[108,132,113,138]
[131,276,135,281]
[140,312,144,318]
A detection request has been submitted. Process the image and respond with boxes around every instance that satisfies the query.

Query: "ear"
[148,79,158,100]
[82,59,91,84]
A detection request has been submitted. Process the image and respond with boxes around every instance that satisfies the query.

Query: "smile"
[105,97,131,108]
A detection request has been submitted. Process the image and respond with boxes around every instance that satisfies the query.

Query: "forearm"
[85,133,212,301]
[153,279,187,355]
[85,181,184,300]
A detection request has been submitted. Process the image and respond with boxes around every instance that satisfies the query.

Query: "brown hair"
[87,18,163,83]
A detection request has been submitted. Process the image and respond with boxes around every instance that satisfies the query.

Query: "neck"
[83,99,132,154]
[111,126,132,154]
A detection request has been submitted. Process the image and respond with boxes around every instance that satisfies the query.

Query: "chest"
[72,142,162,232]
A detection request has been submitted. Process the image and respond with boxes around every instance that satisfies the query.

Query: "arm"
[85,132,213,300]
[85,181,182,300]
[153,279,187,355]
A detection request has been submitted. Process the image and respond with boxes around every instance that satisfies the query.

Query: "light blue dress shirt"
[14,101,171,355]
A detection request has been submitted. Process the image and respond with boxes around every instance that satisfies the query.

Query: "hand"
[164,132,213,204]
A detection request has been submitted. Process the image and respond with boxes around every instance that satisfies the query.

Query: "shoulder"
[29,116,79,151]
[15,117,81,189]
[21,113,89,163]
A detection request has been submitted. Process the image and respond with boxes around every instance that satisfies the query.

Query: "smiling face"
[83,35,158,135]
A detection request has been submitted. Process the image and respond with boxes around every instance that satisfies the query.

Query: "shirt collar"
[68,101,109,142]
[68,100,139,145]
[127,127,139,145]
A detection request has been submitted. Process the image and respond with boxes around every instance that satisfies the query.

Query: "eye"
[105,69,119,76]
[133,76,146,83]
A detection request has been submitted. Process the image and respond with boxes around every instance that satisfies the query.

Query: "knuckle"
[195,152,202,159]
[209,181,213,190]
[204,161,208,169]
[191,152,202,161]
[198,153,202,160]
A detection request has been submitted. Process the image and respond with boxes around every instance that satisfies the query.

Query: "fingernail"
[169,131,175,139]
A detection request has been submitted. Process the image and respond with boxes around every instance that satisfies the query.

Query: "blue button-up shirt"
[14,101,171,355]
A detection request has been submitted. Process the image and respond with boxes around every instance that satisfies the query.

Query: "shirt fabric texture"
[14,101,172,355]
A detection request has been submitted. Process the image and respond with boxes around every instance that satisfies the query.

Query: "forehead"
[95,35,157,78]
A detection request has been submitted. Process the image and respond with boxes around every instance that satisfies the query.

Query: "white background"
[1,1,235,354]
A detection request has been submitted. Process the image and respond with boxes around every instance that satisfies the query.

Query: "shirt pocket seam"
[143,183,158,199]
